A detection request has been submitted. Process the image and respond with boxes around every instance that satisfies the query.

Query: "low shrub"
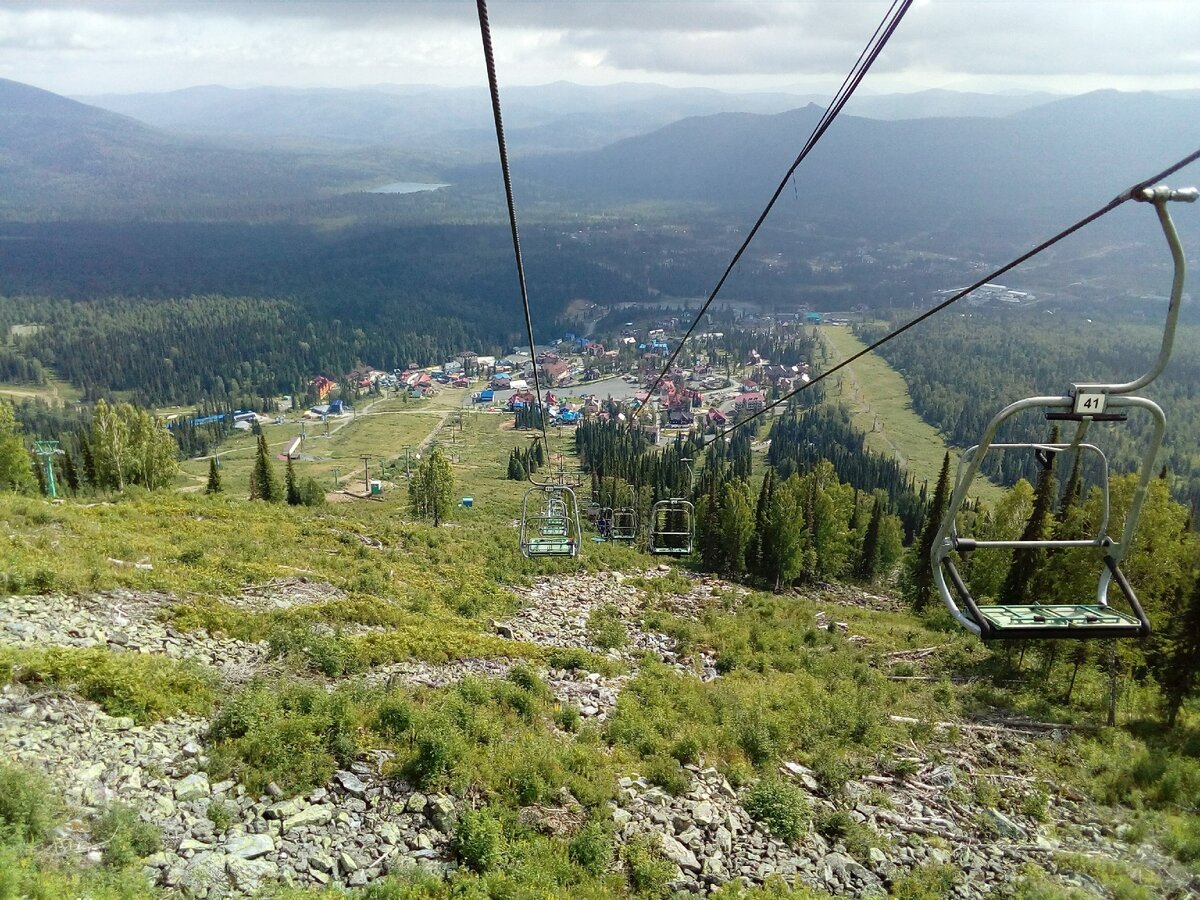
[267,623,364,678]
[743,776,809,844]
[555,705,582,733]
[814,808,877,860]
[0,762,61,845]
[888,863,960,900]
[375,695,416,740]
[205,799,236,833]
[568,820,614,877]
[623,833,674,897]
[644,754,690,796]
[0,647,215,723]
[586,603,628,651]
[547,647,625,676]
[207,680,359,796]
[454,807,503,874]
[92,804,162,868]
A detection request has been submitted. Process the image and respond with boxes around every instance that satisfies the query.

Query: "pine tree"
[32,452,47,496]
[250,434,282,502]
[748,468,775,581]
[1152,576,1200,727]
[206,457,222,494]
[285,456,302,505]
[409,446,454,526]
[905,452,952,612]
[858,496,884,580]
[717,479,754,576]
[61,447,80,494]
[1002,431,1059,604]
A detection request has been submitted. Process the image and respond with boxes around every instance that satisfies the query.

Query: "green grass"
[0,646,216,723]
[819,324,1004,504]
[0,376,81,405]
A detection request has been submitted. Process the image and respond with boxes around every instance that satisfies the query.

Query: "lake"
[368,182,449,194]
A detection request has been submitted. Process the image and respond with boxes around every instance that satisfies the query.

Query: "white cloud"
[0,1,1197,95]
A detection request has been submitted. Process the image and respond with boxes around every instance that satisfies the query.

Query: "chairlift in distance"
[519,437,583,559]
[610,506,638,541]
[650,458,695,555]
[931,185,1197,640]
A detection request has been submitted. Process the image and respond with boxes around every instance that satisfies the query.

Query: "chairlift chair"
[610,507,638,542]
[931,185,1196,640]
[520,484,582,558]
[649,457,696,555]
[650,498,695,555]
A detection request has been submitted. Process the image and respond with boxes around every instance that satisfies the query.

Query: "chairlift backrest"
[650,498,695,555]
[520,484,582,558]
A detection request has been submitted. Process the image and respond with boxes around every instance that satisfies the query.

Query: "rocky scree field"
[0,494,1197,899]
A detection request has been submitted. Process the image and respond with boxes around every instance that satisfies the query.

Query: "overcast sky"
[1,1,1197,98]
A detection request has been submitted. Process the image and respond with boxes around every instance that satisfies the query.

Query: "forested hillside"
[854,311,1200,509]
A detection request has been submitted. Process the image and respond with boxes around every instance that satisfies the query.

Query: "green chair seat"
[975,604,1144,635]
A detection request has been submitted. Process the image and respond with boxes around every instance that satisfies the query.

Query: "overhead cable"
[475,0,550,449]
[712,147,1200,443]
[636,0,914,420]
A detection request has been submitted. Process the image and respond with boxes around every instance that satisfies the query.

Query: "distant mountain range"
[0,79,407,219]
[2,77,1198,253]
[484,90,1200,253]
[75,82,1068,158]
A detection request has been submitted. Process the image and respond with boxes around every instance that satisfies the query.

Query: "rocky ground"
[2,571,1195,898]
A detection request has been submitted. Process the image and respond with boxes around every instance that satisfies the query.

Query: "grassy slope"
[1,389,1197,897]
[818,324,1005,505]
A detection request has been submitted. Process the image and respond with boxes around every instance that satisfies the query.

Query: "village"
[297,317,816,445]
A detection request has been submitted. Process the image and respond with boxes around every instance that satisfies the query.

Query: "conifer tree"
[905,452,952,612]
[32,452,47,496]
[206,457,222,494]
[858,496,884,580]
[410,446,454,526]
[1002,431,1059,604]
[717,479,754,576]
[61,447,80,494]
[748,468,775,581]
[285,456,301,505]
[1152,576,1200,727]
[250,434,282,502]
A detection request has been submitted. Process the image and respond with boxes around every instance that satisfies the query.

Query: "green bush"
[92,805,162,868]
[267,623,364,678]
[1161,813,1200,865]
[207,680,359,796]
[0,762,61,845]
[405,717,466,789]
[547,647,626,677]
[644,754,690,796]
[454,808,503,874]
[507,663,549,699]
[888,863,959,900]
[206,800,235,833]
[670,733,702,766]
[375,695,416,740]
[623,833,674,897]
[1020,788,1050,822]
[587,603,628,651]
[555,705,582,733]
[0,843,159,900]
[0,647,215,724]
[815,808,877,860]
[743,777,809,844]
[568,820,614,877]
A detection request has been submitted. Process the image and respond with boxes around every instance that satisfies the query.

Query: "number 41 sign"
[1073,391,1107,415]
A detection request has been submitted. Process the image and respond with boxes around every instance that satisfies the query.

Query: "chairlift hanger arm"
[1074,186,1197,398]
